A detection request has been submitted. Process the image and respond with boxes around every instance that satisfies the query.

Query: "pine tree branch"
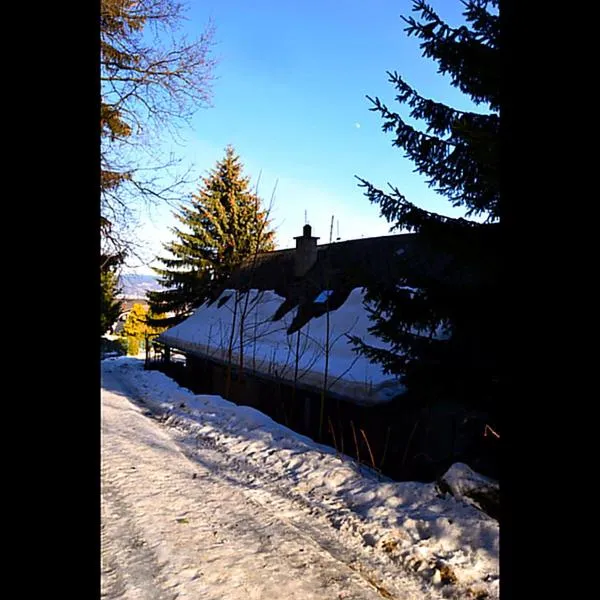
[366,96,498,216]
[402,0,498,110]
[355,176,481,234]
[385,71,499,138]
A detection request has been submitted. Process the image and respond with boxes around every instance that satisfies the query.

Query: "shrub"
[127,337,140,356]
[100,337,128,359]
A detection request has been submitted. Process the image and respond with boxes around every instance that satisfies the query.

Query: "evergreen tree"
[352,0,500,412]
[148,146,276,326]
[100,254,123,337]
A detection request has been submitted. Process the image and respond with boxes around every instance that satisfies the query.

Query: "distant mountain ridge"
[118,274,163,299]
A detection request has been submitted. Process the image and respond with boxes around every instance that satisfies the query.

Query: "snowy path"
[101,368,431,600]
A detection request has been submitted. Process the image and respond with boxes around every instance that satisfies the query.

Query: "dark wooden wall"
[147,351,498,482]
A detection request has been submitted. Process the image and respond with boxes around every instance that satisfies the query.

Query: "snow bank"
[158,288,406,405]
[438,463,500,519]
[102,357,499,599]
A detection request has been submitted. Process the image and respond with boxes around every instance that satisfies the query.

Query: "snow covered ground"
[101,357,498,599]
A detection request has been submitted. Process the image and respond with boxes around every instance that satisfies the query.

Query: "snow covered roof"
[218,230,493,333]
[158,287,407,406]
[156,231,472,405]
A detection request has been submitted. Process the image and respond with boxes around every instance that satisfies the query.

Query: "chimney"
[294,224,319,277]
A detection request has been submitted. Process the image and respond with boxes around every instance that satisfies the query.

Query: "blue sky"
[132,0,484,273]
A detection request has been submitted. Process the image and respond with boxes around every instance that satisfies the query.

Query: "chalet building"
[150,225,498,481]
[153,225,427,402]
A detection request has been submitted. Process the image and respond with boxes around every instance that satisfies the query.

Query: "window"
[313,290,334,304]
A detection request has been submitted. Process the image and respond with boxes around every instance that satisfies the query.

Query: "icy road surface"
[101,368,434,600]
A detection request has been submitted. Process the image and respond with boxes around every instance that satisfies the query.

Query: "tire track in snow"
[101,472,170,600]
[169,421,441,600]
[102,372,409,600]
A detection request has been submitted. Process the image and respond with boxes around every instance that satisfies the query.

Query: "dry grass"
[381,539,399,554]
[438,563,458,585]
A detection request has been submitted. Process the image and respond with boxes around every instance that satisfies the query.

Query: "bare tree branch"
[101,0,216,259]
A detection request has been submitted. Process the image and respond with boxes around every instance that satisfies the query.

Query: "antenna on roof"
[304,209,308,225]
[336,219,341,241]
[329,215,334,243]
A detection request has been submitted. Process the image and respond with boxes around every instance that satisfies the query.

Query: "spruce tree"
[148,146,276,326]
[352,0,500,412]
[100,254,123,337]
